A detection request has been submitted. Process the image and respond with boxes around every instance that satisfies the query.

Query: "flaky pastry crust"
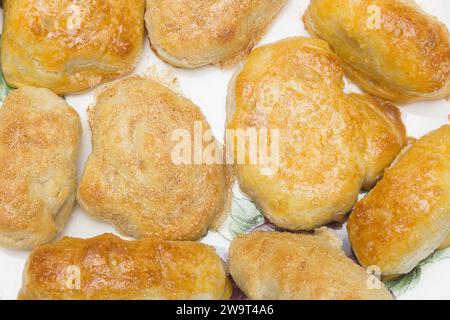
[19,233,232,300]
[227,37,407,231]
[1,0,145,94]
[145,0,286,68]
[0,87,81,249]
[229,230,393,300]
[348,125,450,276]
[78,77,232,240]
[303,0,450,103]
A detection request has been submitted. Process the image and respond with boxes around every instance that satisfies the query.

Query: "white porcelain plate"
[0,0,449,300]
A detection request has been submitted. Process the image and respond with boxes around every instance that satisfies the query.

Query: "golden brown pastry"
[1,0,145,95]
[227,37,406,231]
[303,0,450,103]
[78,76,232,241]
[145,0,287,68]
[348,125,450,277]
[0,87,81,250]
[18,233,232,300]
[229,230,393,300]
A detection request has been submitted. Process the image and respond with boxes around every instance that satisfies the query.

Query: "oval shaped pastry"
[0,87,81,250]
[78,77,232,241]
[348,125,450,277]
[145,0,287,68]
[18,233,232,300]
[303,0,450,103]
[227,37,406,231]
[1,0,145,94]
[229,230,393,300]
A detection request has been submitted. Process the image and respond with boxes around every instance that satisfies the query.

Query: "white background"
[0,0,449,300]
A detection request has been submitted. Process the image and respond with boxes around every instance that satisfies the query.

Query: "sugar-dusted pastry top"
[348,125,450,276]
[303,0,450,103]
[78,77,233,241]
[19,234,232,300]
[145,0,287,68]
[0,87,81,250]
[227,37,407,231]
[1,0,145,94]
[229,230,393,300]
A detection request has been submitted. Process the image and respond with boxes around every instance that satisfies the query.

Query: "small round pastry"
[19,234,232,300]
[0,87,81,250]
[78,76,232,241]
[227,37,406,231]
[1,0,145,95]
[145,0,287,68]
[348,125,450,277]
[229,230,393,300]
[303,0,450,103]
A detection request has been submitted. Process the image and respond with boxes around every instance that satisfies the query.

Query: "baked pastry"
[78,76,232,240]
[1,0,145,95]
[18,233,232,300]
[229,230,393,300]
[303,0,450,103]
[145,0,287,68]
[227,37,406,231]
[0,87,81,250]
[348,125,450,277]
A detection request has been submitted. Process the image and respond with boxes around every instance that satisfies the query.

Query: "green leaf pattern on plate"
[384,268,421,297]
[385,247,450,297]
[0,69,10,105]
[229,196,265,238]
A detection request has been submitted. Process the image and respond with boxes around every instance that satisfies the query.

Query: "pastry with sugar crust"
[348,125,450,277]
[227,37,407,231]
[0,87,81,250]
[303,0,450,103]
[1,0,145,94]
[19,233,232,300]
[78,76,232,240]
[229,230,393,300]
[145,0,287,68]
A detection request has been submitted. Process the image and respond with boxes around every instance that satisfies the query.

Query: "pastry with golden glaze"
[227,37,407,231]
[78,77,232,240]
[145,0,286,68]
[229,230,393,300]
[1,0,145,95]
[348,125,450,277]
[18,233,232,300]
[303,0,450,103]
[0,87,81,250]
